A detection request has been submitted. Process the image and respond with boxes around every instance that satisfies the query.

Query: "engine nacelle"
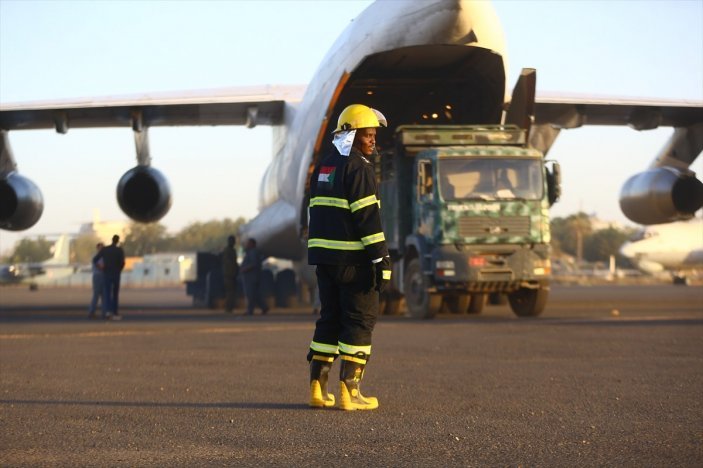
[116,166,172,223]
[0,172,44,231]
[619,167,703,225]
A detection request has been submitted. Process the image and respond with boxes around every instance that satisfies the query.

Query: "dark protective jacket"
[97,245,125,275]
[307,146,388,265]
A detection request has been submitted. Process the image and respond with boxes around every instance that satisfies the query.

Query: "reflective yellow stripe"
[309,196,350,210]
[340,355,367,365]
[382,270,392,280]
[310,341,339,354]
[361,232,385,246]
[350,195,378,213]
[312,355,335,363]
[338,342,371,356]
[308,238,364,251]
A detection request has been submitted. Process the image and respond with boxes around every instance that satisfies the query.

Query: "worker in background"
[240,238,269,315]
[221,234,239,313]
[87,242,104,319]
[96,234,125,320]
[306,104,392,410]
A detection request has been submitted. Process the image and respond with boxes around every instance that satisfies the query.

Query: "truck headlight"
[533,259,551,275]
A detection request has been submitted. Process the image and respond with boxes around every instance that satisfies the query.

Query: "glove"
[374,256,392,294]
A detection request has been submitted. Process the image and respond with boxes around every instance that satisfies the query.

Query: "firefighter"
[306,104,392,411]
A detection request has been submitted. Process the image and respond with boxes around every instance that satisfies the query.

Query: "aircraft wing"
[0,85,306,131]
[530,94,703,225]
[530,95,703,163]
[534,95,703,130]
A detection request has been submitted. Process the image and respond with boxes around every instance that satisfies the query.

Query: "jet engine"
[619,167,703,225]
[0,172,44,231]
[116,165,172,223]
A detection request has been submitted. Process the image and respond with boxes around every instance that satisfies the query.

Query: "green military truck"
[378,124,561,319]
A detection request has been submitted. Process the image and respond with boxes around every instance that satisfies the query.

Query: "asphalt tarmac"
[1,284,702,467]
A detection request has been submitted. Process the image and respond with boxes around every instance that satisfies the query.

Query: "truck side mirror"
[546,161,561,206]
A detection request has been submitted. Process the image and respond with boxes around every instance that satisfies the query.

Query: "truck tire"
[508,285,548,317]
[443,294,469,314]
[404,258,441,319]
[467,294,486,314]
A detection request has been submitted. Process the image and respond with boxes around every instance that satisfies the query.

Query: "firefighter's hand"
[374,257,392,294]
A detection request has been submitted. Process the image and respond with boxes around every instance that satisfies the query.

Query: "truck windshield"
[438,158,544,201]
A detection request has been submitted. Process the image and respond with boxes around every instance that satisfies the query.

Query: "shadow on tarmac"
[0,399,308,411]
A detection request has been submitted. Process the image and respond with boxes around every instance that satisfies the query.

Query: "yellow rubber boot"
[309,355,335,408]
[338,356,378,411]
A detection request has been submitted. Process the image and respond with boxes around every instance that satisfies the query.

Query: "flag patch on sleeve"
[317,166,336,185]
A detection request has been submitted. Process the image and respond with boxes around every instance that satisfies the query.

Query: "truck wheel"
[404,258,440,319]
[443,294,469,314]
[467,294,486,314]
[508,286,548,317]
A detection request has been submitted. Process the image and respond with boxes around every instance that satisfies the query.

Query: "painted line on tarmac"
[0,324,312,340]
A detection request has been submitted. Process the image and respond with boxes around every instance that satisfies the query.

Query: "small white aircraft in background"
[620,218,703,284]
[0,234,76,289]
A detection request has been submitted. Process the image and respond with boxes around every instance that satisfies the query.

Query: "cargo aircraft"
[1,0,702,267]
[619,219,703,284]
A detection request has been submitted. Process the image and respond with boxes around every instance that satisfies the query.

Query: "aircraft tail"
[43,235,72,266]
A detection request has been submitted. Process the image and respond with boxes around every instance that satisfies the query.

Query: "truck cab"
[379,125,561,318]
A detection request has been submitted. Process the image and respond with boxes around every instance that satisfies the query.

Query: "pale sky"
[1,0,702,255]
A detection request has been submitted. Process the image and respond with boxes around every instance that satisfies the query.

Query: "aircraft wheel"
[404,258,440,319]
[381,289,403,315]
[488,292,508,305]
[673,275,689,286]
[467,293,486,314]
[443,294,469,314]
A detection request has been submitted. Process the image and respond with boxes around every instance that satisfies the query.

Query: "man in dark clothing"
[96,234,125,320]
[306,104,392,411]
[88,242,104,319]
[88,242,105,318]
[240,238,268,315]
[221,234,239,313]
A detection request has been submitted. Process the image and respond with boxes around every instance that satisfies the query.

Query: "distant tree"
[584,227,633,263]
[122,222,172,256]
[172,218,247,252]
[72,233,102,264]
[9,237,53,263]
[550,212,593,261]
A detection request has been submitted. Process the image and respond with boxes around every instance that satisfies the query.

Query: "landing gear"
[442,294,469,314]
[467,293,486,314]
[404,258,441,319]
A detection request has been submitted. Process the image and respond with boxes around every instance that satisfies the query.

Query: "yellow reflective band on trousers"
[309,196,350,210]
[310,341,339,355]
[382,270,392,280]
[308,238,364,251]
[361,232,385,246]
[312,355,335,363]
[339,342,371,356]
[340,355,367,365]
[350,195,378,213]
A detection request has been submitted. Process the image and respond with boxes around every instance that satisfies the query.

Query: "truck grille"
[457,216,530,237]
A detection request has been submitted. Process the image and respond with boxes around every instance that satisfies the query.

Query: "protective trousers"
[309,264,379,358]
